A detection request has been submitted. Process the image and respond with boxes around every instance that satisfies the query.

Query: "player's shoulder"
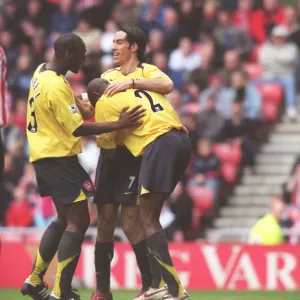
[101,67,121,79]
[139,63,159,72]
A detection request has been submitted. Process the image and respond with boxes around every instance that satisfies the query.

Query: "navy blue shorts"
[138,130,191,196]
[94,147,142,206]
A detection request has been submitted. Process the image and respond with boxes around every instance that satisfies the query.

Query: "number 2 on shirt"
[134,90,164,113]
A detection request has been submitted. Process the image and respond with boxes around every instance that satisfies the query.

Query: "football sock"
[147,232,184,297]
[53,231,83,298]
[95,241,114,293]
[29,221,65,285]
[147,247,165,289]
[132,239,152,291]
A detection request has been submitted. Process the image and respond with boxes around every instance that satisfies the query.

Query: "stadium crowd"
[2,0,300,241]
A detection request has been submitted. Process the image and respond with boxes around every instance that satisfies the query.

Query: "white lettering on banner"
[202,245,242,288]
[124,251,140,288]
[227,253,261,289]
[82,245,95,289]
[169,250,191,286]
[110,250,120,289]
[266,252,297,290]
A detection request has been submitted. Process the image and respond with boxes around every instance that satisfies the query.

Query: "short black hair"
[119,23,147,63]
[54,33,85,56]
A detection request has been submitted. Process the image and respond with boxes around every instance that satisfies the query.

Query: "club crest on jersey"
[83,180,94,192]
[69,104,78,114]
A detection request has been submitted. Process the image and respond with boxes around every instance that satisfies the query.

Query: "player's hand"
[117,105,146,129]
[104,80,133,97]
[75,95,95,120]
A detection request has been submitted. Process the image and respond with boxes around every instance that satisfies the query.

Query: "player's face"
[112,31,134,66]
[68,43,87,74]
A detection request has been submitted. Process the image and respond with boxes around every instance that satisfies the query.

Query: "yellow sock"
[29,251,49,285]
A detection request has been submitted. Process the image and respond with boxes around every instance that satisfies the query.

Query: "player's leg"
[139,193,188,299]
[0,129,4,188]
[138,130,192,299]
[21,205,67,300]
[51,199,90,300]
[91,203,119,300]
[121,204,152,291]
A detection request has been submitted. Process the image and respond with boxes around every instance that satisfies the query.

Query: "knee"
[121,217,139,238]
[54,217,67,229]
[96,217,115,242]
[67,214,90,234]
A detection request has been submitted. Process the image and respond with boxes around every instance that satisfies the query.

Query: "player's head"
[87,78,109,107]
[112,23,146,65]
[53,33,86,74]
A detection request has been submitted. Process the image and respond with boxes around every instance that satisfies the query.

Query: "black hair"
[54,33,85,57]
[118,23,147,63]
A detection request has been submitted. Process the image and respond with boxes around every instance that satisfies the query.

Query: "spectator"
[219,50,243,87]
[196,95,225,142]
[0,30,18,70]
[229,70,262,120]
[178,0,202,41]
[140,0,169,34]
[181,112,198,150]
[169,37,202,73]
[26,0,49,31]
[222,100,255,167]
[5,186,33,227]
[189,44,217,91]
[201,0,219,35]
[9,54,34,100]
[214,10,252,58]
[73,17,101,53]
[188,138,221,205]
[11,98,27,134]
[249,196,285,245]
[284,6,300,50]
[285,164,300,206]
[165,181,194,241]
[50,0,77,36]
[80,0,113,30]
[232,0,256,38]
[112,0,140,25]
[162,7,181,52]
[146,29,165,63]
[99,19,117,54]
[258,25,299,120]
[251,0,284,43]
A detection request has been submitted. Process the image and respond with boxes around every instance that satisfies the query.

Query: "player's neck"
[120,57,140,76]
[46,58,68,76]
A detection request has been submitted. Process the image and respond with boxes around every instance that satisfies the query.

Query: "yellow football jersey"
[101,63,172,82]
[95,89,188,157]
[27,64,83,162]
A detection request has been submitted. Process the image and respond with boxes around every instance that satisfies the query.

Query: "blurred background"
[1,0,300,291]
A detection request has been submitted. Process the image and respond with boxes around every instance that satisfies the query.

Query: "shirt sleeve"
[95,100,119,149]
[47,85,83,135]
[144,64,172,81]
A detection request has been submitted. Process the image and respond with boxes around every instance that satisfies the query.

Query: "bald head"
[87,78,109,107]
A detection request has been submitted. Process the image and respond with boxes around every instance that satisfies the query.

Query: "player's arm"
[75,93,95,120]
[49,86,145,137]
[73,105,145,137]
[104,65,174,96]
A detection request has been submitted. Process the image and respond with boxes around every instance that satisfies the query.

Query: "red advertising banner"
[0,241,299,290]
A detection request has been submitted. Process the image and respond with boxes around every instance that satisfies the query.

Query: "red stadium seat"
[243,63,263,80]
[257,83,283,105]
[251,44,262,62]
[222,163,238,184]
[188,186,214,212]
[213,143,241,165]
[262,101,278,121]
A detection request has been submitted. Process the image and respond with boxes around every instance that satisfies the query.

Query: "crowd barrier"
[0,240,299,290]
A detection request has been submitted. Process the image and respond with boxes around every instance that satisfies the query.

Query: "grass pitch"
[0,289,299,300]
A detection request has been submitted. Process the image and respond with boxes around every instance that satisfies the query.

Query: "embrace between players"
[21,23,192,300]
